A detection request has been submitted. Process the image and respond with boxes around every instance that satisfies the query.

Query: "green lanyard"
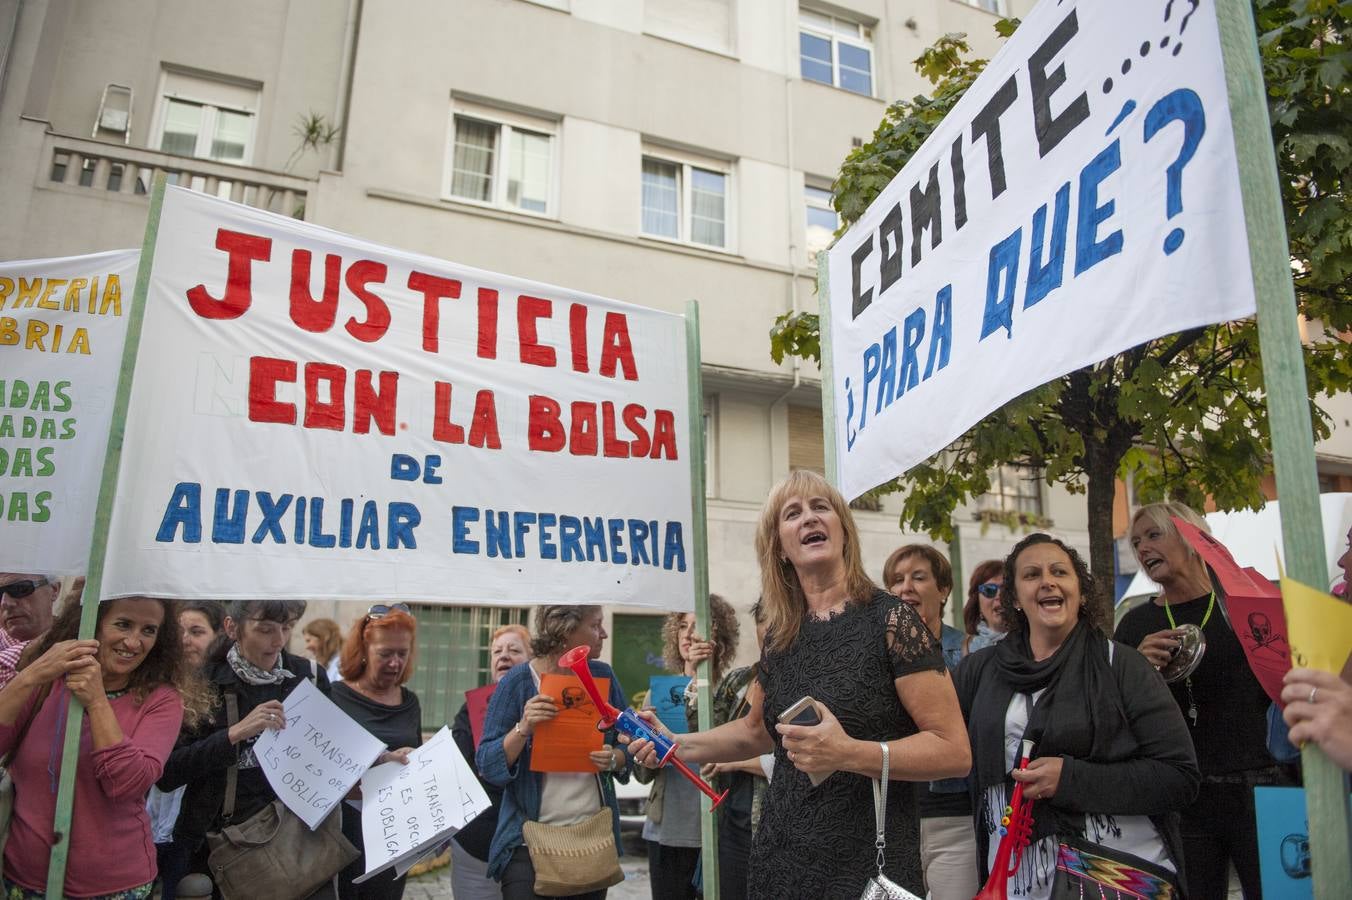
[1163,591,1214,727]
[1163,590,1216,631]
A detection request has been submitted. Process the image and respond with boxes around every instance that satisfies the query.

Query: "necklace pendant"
[1187,704,1198,727]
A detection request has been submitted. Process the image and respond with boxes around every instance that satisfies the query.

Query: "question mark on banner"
[1143,88,1206,255]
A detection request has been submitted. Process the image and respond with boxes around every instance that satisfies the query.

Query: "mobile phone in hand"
[778,695,822,727]
[777,696,830,785]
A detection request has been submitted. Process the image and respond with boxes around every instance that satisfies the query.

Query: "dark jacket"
[955,638,1199,885]
[159,649,330,850]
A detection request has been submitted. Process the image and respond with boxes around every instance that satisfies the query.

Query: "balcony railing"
[40,131,315,219]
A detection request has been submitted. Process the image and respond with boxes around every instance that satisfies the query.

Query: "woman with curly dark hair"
[955,534,1199,900]
[0,596,194,898]
[636,596,739,900]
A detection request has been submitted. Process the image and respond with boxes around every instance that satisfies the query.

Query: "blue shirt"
[930,624,970,796]
[475,659,631,880]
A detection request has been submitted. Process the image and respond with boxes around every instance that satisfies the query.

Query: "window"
[644,0,733,55]
[979,464,1044,517]
[404,604,529,731]
[962,0,1006,14]
[799,9,873,96]
[153,69,260,165]
[641,153,729,249]
[804,184,838,265]
[446,104,556,216]
[788,404,824,475]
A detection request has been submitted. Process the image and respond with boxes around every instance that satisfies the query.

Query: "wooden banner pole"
[45,175,165,898]
[685,300,720,899]
[1213,3,1352,897]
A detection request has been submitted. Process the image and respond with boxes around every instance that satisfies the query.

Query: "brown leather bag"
[206,681,357,900]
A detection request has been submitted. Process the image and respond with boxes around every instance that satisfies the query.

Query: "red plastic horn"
[558,645,728,809]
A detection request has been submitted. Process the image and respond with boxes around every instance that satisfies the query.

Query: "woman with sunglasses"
[159,598,344,900]
[961,561,1007,657]
[332,604,423,900]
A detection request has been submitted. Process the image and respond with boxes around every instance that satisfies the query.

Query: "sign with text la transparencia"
[825,1,1254,500]
[0,250,138,574]
[357,726,489,883]
[255,677,387,829]
[101,187,696,608]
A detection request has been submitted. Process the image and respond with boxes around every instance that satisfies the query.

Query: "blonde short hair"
[1130,501,1210,565]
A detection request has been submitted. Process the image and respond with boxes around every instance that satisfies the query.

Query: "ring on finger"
[1310,687,1319,704]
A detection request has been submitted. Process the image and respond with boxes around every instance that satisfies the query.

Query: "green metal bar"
[1212,3,1351,897]
[816,257,839,488]
[685,300,719,900]
[45,176,166,898]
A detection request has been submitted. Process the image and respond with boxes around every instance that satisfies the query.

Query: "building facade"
[5,0,1344,724]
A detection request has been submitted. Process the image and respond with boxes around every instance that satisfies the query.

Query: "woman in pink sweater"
[0,595,192,899]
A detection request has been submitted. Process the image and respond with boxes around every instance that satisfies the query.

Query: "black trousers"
[1179,779,1264,900]
[646,841,700,900]
[337,804,407,900]
[716,820,752,900]
[500,846,610,900]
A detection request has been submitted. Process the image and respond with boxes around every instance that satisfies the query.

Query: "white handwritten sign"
[356,726,490,882]
[255,678,385,829]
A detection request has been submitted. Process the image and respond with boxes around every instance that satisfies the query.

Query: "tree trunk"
[1083,446,1121,631]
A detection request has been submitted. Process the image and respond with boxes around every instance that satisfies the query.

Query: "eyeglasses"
[0,578,48,600]
[366,603,410,619]
[976,582,1001,599]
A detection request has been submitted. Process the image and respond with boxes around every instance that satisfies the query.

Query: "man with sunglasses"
[0,573,59,689]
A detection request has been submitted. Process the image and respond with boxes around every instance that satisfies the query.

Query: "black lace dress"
[750,589,945,899]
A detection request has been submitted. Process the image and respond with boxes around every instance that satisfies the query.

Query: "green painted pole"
[685,300,719,900]
[45,176,165,898]
[1213,3,1352,897]
[816,258,839,489]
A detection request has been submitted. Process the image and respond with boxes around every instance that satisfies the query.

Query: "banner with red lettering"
[1,250,139,574]
[101,187,695,609]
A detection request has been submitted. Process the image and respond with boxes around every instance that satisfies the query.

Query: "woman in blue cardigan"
[476,605,631,900]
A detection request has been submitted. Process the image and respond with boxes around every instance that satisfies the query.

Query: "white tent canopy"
[1119,492,1352,605]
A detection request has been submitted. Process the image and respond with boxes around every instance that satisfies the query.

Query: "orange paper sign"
[530,673,609,773]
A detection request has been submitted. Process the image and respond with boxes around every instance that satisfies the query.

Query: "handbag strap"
[871,741,890,878]
[219,656,317,824]
[221,690,240,823]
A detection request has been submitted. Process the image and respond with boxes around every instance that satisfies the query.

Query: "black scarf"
[970,619,1133,840]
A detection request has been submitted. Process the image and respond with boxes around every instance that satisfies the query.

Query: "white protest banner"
[356,726,489,883]
[0,250,138,573]
[101,186,695,608]
[825,1,1254,500]
[255,677,385,829]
